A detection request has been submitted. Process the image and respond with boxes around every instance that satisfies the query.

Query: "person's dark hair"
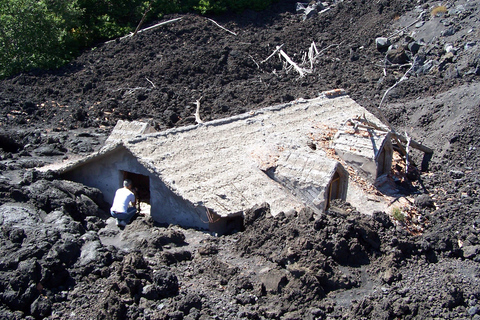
[123,179,132,188]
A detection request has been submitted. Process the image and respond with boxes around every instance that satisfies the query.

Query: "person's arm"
[128,192,136,208]
[132,188,138,209]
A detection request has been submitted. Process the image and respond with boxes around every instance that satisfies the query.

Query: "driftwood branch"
[261,44,284,63]
[145,77,156,88]
[206,18,237,36]
[379,57,417,109]
[133,3,152,36]
[405,131,411,173]
[194,97,204,124]
[392,132,433,154]
[279,47,310,77]
[107,18,183,44]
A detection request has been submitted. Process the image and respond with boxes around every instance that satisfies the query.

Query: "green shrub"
[226,0,274,13]
[0,0,276,78]
[392,207,405,222]
[194,0,226,14]
[0,0,68,77]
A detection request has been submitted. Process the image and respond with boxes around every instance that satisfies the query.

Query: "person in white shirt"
[110,179,137,227]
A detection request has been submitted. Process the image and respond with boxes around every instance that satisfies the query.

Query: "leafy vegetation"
[392,207,406,222]
[0,0,275,78]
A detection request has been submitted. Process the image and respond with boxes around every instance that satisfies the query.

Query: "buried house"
[56,90,394,234]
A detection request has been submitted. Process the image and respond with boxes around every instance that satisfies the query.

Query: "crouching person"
[111,179,137,227]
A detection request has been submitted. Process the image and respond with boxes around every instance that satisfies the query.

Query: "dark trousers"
[111,207,137,223]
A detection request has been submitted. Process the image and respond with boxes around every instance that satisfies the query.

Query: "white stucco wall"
[61,148,209,230]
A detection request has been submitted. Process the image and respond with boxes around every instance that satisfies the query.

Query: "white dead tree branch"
[308,41,319,69]
[261,44,284,64]
[134,17,183,35]
[206,18,237,36]
[405,131,411,173]
[145,77,156,88]
[261,42,342,77]
[249,54,260,69]
[106,18,183,44]
[379,56,418,109]
[194,97,204,124]
[317,42,343,56]
[278,47,311,77]
[111,87,151,95]
[133,3,152,36]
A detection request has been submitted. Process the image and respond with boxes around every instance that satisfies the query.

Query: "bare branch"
[145,77,156,88]
[279,47,310,77]
[107,18,183,44]
[111,87,151,95]
[249,54,260,69]
[194,97,204,124]
[133,3,152,36]
[206,18,237,36]
[317,41,343,55]
[261,44,284,64]
[405,131,411,173]
[135,17,183,35]
[379,57,417,109]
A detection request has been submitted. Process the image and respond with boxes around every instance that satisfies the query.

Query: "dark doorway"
[376,141,393,178]
[121,171,150,204]
[326,167,349,210]
[327,171,341,209]
[377,148,387,176]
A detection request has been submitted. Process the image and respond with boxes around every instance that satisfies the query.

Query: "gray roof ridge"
[126,95,338,144]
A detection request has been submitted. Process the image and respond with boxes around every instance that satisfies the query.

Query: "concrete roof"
[55,91,391,219]
[110,92,384,216]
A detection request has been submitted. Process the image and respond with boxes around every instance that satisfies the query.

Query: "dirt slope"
[1,0,480,319]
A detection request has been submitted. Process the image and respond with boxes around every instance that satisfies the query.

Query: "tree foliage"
[0,0,275,78]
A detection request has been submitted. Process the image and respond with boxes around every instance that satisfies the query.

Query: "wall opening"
[207,208,244,235]
[377,148,387,176]
[326,168,347,209]
[121,171,150,204]
[376,140,393,178]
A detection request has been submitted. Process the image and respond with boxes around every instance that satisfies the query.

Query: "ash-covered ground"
[1,0,480,319]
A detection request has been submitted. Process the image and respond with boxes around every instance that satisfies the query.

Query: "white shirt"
[111,187,135,213]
